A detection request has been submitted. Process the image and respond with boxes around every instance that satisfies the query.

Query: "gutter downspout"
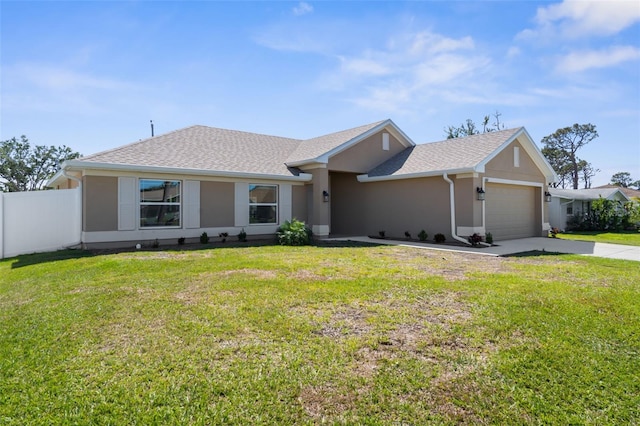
[442,173,472,246]
[62,171,83,249]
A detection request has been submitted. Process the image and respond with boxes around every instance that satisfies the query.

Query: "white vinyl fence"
[0,188,81,259]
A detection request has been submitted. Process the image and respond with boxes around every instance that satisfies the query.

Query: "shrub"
[549,227,560,238]
[152,238,160,249]
[277,219,312,246]
[178,237,185,245]
[378,230,386,238]
[218,232,229,243]
[468,233,482,246]
[418,230,428,241]
[404,231,411,239]
[434,233,446,243]
[485,232,493,245]
[200,232,209,244]
[237,228,247,242]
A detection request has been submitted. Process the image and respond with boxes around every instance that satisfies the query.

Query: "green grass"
[1,245,639,424]
[557,230,640,246]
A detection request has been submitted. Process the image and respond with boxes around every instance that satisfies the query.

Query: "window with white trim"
[139,179,181,227]
[566,206,573,215]
[249,184,278,224]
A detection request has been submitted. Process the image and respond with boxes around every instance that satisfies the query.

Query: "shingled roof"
[365,127,524,179]
[549,187,630,201]
[79,125,302,176]
[285,120,387,165]
[69,120,394,178]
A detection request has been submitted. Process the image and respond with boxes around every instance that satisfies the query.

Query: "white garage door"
[485,183,538,240]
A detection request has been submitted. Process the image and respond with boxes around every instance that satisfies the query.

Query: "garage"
[485,183,539,240]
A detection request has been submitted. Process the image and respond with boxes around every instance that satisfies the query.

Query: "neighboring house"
[594,184,640,200]
[548,187,631,230]
[48,119,557,248]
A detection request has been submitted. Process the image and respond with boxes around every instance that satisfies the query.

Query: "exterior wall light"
[323,190,329,202]
[476,187,485,201]
[544,191,552,202]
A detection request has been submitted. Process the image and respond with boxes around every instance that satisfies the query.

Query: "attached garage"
[485,183,539,240]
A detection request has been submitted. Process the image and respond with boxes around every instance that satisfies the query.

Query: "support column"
[309,167,330,236]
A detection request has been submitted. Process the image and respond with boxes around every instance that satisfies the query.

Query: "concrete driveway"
[333,236,640,261]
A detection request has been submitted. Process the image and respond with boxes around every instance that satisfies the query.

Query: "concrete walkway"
[331,236,640,262]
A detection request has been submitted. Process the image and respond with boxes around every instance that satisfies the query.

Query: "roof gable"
[285,119,414,166]
[362,127,557,182]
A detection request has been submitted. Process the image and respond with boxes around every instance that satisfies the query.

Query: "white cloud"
[339,56,391,76]
[293,2,313,16]
[2,63,137,114]
[327,31,492,112]
[556,45,640,73]
[11,63,131,92]
[519,0,640,40]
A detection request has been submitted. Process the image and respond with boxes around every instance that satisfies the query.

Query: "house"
[548,187,631,230]
[594,184,640,200]
[48,119,558,248]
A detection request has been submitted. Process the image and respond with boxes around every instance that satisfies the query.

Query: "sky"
[1,0,639,187]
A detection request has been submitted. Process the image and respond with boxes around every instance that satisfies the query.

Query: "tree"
[578,160,599,189]
[610,171,634,188]
[541,123,598,190]
[445,111,505,139]
[0,136,80,192]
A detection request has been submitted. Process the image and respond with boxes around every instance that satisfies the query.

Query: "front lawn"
[1,245,638,424]
[557,230,640,246]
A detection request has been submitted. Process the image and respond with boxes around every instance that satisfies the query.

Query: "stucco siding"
[292,185,308,223]
[83,176,118,232]
[200,181,235,228]
[484,138,545,184]
[331,173,451,239]
[453,176,484,231]
[328,131,406,173]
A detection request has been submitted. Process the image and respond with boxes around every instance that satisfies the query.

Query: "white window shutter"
[118,177,136,231]
[184,180,200,229]
[279,184,292,224]
[234,182,249,227]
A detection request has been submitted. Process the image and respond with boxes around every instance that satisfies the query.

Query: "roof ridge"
[302,119,388,142]
[419,126,523,146]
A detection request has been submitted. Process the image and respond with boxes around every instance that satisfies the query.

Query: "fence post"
[0,192,4,259]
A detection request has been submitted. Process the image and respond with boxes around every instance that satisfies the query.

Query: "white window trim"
[138,179,182,229]
[249,183,279,226]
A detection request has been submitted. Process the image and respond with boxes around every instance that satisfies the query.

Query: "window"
[139,180,181,227]
[249,184,277,224]
[566,206,573,215]
[514,146,520,167]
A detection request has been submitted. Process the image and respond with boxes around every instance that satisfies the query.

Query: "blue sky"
[1,0,639,186]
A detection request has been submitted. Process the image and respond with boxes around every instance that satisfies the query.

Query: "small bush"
[277,219,312,246]
[178,237,186,245]
[238,228,247,242]
[468,233,482,246]
[152,238,160,249]
[200,232,209,244]
[434,233,446,243]
[404,231,411,239]
[378,230,386,238]
[418,230,428,241]
[219,232,228,243]
[485,232,493,245]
